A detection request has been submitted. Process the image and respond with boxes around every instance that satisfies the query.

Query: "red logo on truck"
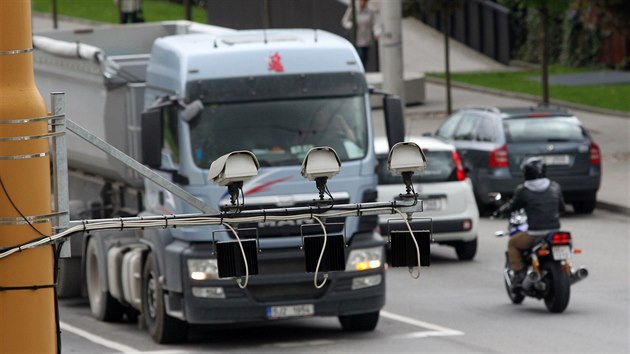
[268,52,284,72]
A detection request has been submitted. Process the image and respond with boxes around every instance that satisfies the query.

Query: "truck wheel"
[142,254,188,343]
[455,239,477,261]
[57,257,82,298]
[339,311,380,331]
[86,238,125,321]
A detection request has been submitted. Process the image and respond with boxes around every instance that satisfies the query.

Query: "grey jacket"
[499,178,565,233]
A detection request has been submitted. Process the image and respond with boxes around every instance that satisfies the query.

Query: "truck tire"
[142,254,188,343]
[339,311,380,331]
[57,257,82,298]
[86,238,125,321]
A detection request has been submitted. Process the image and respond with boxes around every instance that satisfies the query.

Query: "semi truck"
[33,21,406,343]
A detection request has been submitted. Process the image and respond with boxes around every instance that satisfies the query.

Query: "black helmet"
[521,157,546,180]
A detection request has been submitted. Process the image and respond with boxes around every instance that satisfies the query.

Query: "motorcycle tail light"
[551,232,572,245]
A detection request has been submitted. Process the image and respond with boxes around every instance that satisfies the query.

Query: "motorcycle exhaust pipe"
[521,271,541,292]
[570,267,589,285]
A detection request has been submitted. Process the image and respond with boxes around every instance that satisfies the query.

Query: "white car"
[375,136,480,261]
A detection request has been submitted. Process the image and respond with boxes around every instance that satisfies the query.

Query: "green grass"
[33,0,208,24]
[431,65,630,112]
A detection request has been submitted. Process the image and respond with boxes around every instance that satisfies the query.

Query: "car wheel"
[142,254,188,343]
[455,238,477,261]
[86,238,125,321]
[339,311,380,331]
[572,199,596,214]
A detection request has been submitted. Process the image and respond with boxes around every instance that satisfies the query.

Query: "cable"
[393,208,421,279]
[311,215,328,289]
[0,202,414,260]
[0,175,49,238]
[222,223,249,289]
[0,174,61,353]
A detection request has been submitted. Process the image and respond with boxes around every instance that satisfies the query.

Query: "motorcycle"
[492,195,588,313]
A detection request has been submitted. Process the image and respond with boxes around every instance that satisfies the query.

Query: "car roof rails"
[534,102,569,112]
[461,105,501,114]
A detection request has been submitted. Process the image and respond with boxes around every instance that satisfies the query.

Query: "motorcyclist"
[494,157,565,287]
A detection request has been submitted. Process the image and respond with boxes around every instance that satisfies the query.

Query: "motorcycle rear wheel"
[542,262,571,313]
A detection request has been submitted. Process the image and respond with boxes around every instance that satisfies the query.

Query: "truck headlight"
[187,259,219,280]
[345,246,383,271]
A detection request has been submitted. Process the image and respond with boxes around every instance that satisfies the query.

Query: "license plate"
[543,155,570,165]
[267,304,314,319]
[552,245,571,260]
[422,198,443,211]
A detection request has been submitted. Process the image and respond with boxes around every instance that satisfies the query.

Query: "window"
[163,105,179,164]
[476,117,496,142]
[504,117,585,143]
[452,114,479,141]
[436,112,463,139]
[188,96,368,169]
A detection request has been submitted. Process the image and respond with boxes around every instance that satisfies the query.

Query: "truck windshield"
[189,96,368,169]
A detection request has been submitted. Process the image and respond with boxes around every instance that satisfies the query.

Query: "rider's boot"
[512,269,526,290]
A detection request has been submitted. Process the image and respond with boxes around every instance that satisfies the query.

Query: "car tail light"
[452,151,466,181]
[489,145,508,168]
[589,142,601,165]
[550,232,572,245]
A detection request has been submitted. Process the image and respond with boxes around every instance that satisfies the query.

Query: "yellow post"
[0,0,57,353]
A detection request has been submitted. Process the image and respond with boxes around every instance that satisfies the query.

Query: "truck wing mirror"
[141,109,163,168]
[383,95,405,150]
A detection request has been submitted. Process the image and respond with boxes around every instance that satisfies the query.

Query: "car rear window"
[377,150,456,184]
[504,116,586,143]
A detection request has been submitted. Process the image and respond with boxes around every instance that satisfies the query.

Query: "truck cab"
[140,29,386,342]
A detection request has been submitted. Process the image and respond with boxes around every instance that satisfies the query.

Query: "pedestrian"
[114,0,143,24]
[341,0,381,69]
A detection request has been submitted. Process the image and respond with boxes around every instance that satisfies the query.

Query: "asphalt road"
[58,208,628,353]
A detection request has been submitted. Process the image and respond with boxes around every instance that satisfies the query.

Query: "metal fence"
[417,0,511,64]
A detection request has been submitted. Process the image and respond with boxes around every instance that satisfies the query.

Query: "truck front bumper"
[167,269,385,324]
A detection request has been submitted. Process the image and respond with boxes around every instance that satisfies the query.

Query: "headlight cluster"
[187,259,219,281]
[345,246,383,271]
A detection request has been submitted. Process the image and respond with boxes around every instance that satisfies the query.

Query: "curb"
[425,76,630,119]
[596,201,630,216]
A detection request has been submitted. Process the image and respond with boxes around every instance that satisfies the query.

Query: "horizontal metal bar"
[0,152,49,160]
[0,48,33,56]
[0,131,64,142]
[0,114,64,124]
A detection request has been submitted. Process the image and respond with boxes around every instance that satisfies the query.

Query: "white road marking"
[62,312,462,353]
[60,321,141,353]
[381,310,465,337]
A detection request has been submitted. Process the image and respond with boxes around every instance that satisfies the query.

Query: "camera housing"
[208,150,260,186]
[300,147,341,181]
[387,142,427,175]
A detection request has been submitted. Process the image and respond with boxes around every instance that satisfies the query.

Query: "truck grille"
[247,282,328,302]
